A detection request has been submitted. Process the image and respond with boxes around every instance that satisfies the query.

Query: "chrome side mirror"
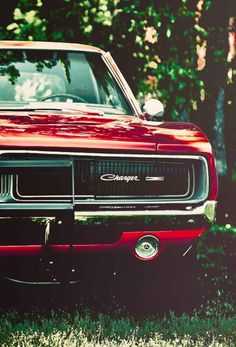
[142,99,164,121]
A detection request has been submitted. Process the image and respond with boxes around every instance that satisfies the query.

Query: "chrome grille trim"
[0,150,209,206]
[0,149,210,160]
[0,174,14,201]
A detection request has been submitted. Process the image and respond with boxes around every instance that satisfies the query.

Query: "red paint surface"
[0,112,218,199]
[0,113,211,153]
[0,228,205,260]
[0,245,43,256]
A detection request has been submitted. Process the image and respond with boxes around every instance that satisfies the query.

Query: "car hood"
[0,111,212,154]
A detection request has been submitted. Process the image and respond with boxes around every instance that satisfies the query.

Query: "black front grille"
[16,167,72,198]
[76,159,191,198]
[0,153,207,205]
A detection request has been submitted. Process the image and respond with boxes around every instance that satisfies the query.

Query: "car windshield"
[0,49,134,115]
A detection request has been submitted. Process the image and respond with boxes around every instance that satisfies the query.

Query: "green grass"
[197,224,236,303]
[0,298,235,347]
[0,224,235,347]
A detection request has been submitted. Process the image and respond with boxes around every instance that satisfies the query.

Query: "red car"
[0,41,217,310]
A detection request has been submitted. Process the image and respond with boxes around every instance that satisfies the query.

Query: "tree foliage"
[0,0,210,121]
[0,1,236,138]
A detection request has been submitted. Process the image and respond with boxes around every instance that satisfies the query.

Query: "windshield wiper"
[0,102,104,116]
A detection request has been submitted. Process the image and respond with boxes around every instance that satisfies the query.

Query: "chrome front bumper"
[0,201,216,266]
[73,200,216,227]
[0,200,216,228]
